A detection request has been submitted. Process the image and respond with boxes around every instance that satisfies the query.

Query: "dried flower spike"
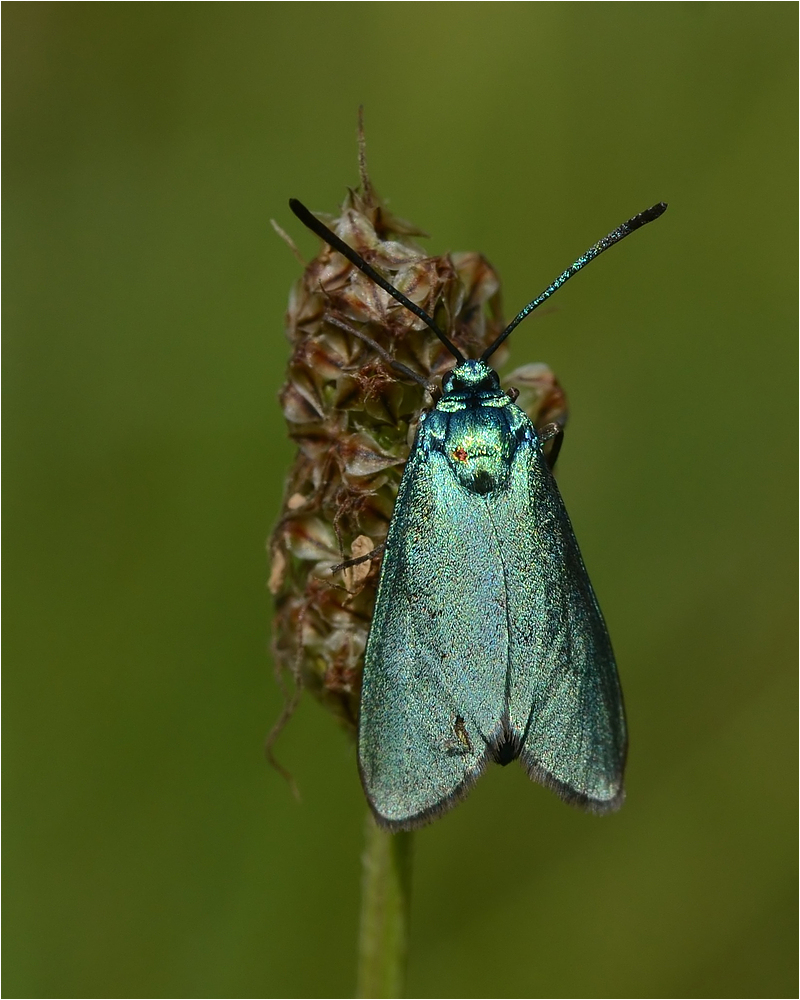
[269,165,567,742]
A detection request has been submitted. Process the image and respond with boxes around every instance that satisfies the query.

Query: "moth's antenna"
[289,198,466,363]
[356,106,371,198]
[482,202,668,362]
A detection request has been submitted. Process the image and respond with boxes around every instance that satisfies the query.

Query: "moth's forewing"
[497,414,627,810]
[358,378,626,830]
[357,423,503,830]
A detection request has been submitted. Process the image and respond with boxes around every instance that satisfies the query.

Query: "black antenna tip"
[645,201,668,219]
[627,202,668,231]
[289,198,307,218]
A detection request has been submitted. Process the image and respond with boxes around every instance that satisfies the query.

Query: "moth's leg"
[538,421,565,470]
[330,543,386,576]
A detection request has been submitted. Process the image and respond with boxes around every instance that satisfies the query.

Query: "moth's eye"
[452,447,468,462]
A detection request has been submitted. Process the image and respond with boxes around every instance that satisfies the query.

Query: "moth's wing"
[496,421,627,811]
[358,424,509,830]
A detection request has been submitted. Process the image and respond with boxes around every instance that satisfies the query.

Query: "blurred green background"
[4,4,796,998]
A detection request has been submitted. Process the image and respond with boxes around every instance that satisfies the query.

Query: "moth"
[290,197,666,830]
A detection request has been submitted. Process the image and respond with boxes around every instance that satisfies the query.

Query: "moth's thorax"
[423,359,530,496]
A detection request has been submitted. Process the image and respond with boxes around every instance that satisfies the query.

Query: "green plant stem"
[356,813,413,998]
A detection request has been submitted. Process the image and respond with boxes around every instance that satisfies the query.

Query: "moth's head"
[443,359,500,395]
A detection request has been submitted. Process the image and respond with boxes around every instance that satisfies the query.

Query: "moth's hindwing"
[357,399,626,830]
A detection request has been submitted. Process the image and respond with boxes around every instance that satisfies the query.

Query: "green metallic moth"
[290,197,666,830]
